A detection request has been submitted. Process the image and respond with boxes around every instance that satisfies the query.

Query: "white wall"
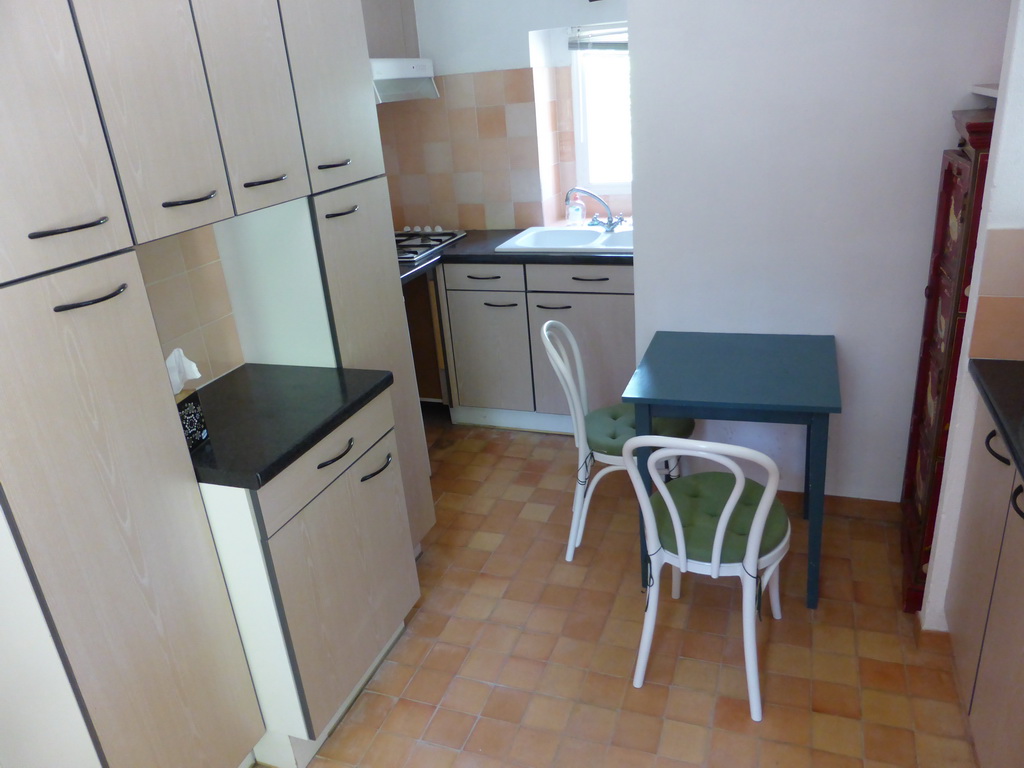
[630,0,1008,499]
[414,0,626,74]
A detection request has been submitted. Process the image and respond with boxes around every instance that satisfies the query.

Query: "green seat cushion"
[585,402,695,456]
[650,472,789,563]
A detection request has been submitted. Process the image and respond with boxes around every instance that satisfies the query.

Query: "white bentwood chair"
[621,434,791,722]
[540,320,694,562]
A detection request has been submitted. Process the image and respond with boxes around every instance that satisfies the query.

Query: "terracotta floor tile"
[312,409,975,768]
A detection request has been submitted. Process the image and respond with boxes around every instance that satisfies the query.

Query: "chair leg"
[565,472,589,562]
[633,557,663,688]
[572,464,623,550]
[762,561,783,620]
[741,574,764,721]
[671,566,681,600]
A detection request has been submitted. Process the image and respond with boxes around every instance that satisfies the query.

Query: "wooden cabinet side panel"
[278,0,385,191]
[0,253,262,768]
[446,290,534,411]
[313,179,434,544]
[0,0,131,283]
[268,471,377,738]
[190,0,311,213]
[969,494,1024,768]
[528,291,636,415]
[945,402,1016,710]
[72,0,233,243]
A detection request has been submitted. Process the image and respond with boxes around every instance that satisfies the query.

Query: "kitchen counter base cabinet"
[439,261,635,431]
[0,252,262,768]
[201,390,419,768]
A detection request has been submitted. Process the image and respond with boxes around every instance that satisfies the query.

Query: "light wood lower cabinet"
[446,288,534,411]
[202,391,419,768]
[270,431,415,737]
[946,400,1016,711]
[441,261,635,418]
[0,253,262,768]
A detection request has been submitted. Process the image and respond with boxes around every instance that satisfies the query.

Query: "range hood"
[370,58,440,104]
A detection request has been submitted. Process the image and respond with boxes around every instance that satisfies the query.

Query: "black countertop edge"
[399,252,443,284]
[969,358,1024,476]
[438,229,634,266]
[190,363,393,490]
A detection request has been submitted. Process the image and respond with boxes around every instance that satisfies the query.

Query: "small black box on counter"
[176,390,209,452]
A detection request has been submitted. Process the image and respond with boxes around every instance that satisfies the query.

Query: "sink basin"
[495,226,633,254]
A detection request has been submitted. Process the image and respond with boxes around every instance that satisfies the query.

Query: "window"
[571,25,631,194]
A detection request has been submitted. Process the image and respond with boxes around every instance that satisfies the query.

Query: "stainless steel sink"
[495,226,633,254]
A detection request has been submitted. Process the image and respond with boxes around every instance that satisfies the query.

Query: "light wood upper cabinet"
[0,252,262,768]
[0,0,131,284]
[279,0,386,192]
[190,0,311,214]
[71,0,233,244]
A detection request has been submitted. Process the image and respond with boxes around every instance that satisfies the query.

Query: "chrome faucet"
[564,187,626,232]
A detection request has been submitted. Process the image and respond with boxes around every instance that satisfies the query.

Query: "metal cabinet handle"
[360,453,392,482]
[1012,485,1024,521]
[162,190,217,208]
[326,205,360,219]
[571,276,610,282]
[536,304,572,310]
[243,174,288,188]
[467,275,501,280]
[985,430,1011,465]
[317,159,352,170]
[484,302,518,308]
[29,216,109,240]
[316,438,354,470]
[53,283,128,313]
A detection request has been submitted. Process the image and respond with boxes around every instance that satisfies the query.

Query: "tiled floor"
[312,407,976,768]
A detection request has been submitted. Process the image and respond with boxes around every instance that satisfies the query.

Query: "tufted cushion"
[649,472,789,563]
[585,403,695,456]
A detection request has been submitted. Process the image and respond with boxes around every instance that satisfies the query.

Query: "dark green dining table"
[622,331,842,609]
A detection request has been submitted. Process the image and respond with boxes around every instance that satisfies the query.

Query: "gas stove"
[396,229,466,261]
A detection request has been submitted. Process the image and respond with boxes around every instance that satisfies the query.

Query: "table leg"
[804,413,830,609]
[635,404,653,589]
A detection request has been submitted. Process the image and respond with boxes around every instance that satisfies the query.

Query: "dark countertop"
[439,229,634,266]
[190,363,393,489]
[970,358,1024,476]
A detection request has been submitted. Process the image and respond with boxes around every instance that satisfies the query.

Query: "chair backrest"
[540,320,589,449]
[621,434,781,578]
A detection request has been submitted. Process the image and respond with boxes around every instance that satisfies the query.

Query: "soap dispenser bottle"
[566,193,585,224]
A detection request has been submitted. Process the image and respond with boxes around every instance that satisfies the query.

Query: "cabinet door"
[969,482,1024,768]
[72,0,233,244]
[268,456,377,739]
[279,0,385,192]
[0,253,262,768]
[350,431,420,646]
[190,0,311,215]
[312,179,434,545]
[945,402,1016,710]
[447,289,534,411]
[529,291,636,415]
[0,0,131,283]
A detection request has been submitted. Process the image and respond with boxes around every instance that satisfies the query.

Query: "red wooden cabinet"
[900,109,993,613]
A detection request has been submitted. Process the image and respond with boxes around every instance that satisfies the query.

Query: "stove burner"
[395,229,466,262]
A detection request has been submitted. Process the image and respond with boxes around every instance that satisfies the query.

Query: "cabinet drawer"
[257,391,394,537]
[526,264,633,294]
[445,263,525,291]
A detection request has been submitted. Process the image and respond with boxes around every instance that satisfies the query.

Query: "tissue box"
[176,390,208,451]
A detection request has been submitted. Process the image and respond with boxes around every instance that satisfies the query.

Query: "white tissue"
[165,348,201,395]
